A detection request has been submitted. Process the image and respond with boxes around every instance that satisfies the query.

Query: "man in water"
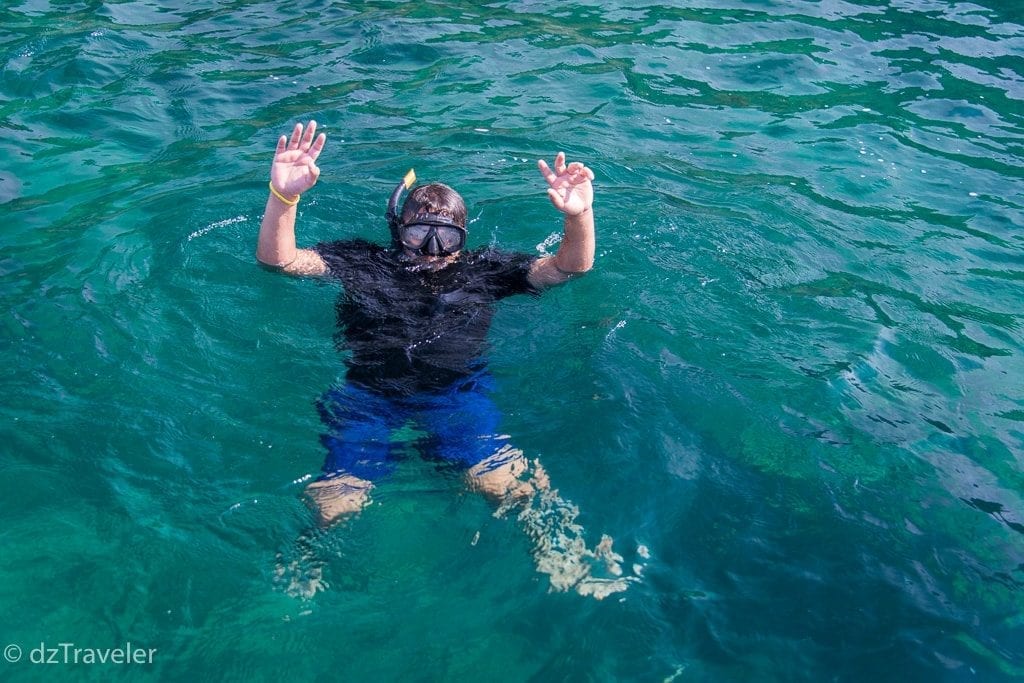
[257,120,595,523]
[256,121,634,599]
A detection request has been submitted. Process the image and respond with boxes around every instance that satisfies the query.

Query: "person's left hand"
[538,152,594,217]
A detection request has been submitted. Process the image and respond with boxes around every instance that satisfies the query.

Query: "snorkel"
[385,170,467,256]
[386,168,417,249]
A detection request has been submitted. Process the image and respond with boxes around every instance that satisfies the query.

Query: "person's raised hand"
[537,152,594,217]
[270,121,327,198]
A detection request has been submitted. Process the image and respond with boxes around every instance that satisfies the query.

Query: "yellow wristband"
[268,182,299,206]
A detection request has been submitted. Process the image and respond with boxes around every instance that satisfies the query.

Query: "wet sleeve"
[482,249,540,299]
[313,240,365,280]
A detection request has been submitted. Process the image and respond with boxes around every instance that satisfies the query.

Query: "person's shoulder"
[462,246,540,297]
[466,246,536,268]
[313,239,386,277]
[314,238,381,257]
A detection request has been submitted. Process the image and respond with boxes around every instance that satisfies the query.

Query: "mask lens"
[436,226,463,250]
[400,224,431,247]
[400,220,465,254]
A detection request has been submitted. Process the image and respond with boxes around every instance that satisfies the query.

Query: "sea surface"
[2,1,1023,681]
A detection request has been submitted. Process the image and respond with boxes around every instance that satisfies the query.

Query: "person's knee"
[470,468,518,499]
[305,475,372,526]
[467,448,531,501]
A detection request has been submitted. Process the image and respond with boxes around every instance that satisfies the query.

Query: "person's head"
[400,183,467,230]
[394,183,468,258]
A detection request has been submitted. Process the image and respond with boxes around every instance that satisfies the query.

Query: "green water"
[2,0,1023,680]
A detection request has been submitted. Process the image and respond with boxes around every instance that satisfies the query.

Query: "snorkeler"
[258,121,634,598]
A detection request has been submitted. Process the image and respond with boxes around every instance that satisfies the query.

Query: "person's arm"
[256,120,330,277]
[527,152,596,289]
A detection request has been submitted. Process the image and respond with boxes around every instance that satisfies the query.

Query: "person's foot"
[274,554,328,599]
[305,475,372,526]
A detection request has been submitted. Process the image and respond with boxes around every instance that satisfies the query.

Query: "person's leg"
[415,374,639,599]
[278,384,397,598]
[412,373,525,498]
[308,383,402,526]
[305,476,372,526]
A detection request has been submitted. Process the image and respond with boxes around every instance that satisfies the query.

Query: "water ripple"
[3,1,1023,680]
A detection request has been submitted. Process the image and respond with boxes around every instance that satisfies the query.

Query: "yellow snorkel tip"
[403,169,416,189]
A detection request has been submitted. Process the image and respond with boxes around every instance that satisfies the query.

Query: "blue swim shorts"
[316,372,513,482]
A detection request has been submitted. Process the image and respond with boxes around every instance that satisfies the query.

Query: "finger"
[310,164,321,182]
[309,132,327,162]
[546,188,565,210]
[301,120,317,150]
[555,151,566,174]
[569,164,594,182]
[276,135,287,155]
[289,123,303,150]
[537,159,558,186]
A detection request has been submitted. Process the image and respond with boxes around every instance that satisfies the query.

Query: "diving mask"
[385,170,467,256]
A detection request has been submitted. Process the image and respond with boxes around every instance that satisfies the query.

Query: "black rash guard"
[314,239,539,395]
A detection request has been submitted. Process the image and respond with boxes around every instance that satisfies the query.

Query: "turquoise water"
[2,0,1023,680]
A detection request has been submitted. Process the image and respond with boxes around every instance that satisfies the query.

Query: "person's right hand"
[537,152,594,217]
[270,121,326,198]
